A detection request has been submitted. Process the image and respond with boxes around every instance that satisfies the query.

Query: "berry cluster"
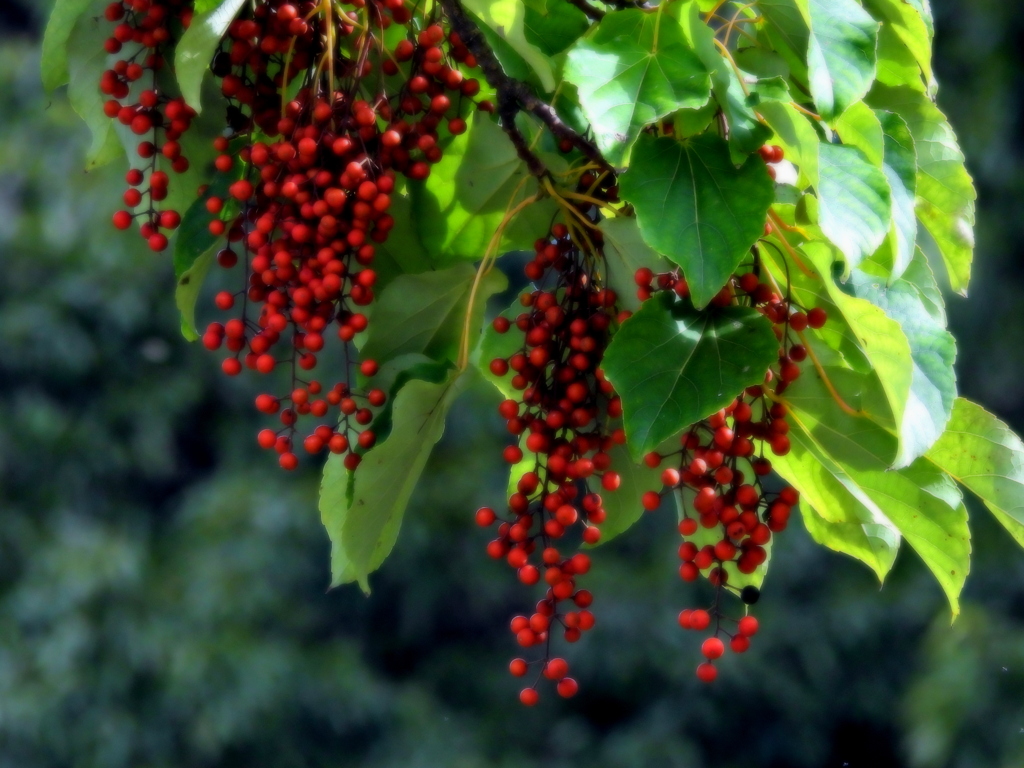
[476,225,623,705]
[97,0,489,469]
[101,0,197,251]
[634,261,827,682]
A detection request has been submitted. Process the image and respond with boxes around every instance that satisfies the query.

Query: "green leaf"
[782,365,899,471]
[834,100,884,166]
[66,5,126,169]
[597,216,671,313]
[757,0,812,85]
[776,416,970,615]
[370,193,435,291]
[762,240,913,452]
[476,296,526,400]
[681,3,772,157]
[817,142,892,270]
[596,442,663,544]
[867,85,976,294]
[41,0,95,92]
[759,100,821,188]
[926,398,1024,547]
[463,0,556,91]
[602,294,780,460]
[564,8,711,164]
[173,0,247,113]
[522,0,590,56]
[360,265,507,367]
[174,247,216,342]
[876,110,918,278]
[806,0,880,122]
[862,0,933,88]
[320,371,470,592]
[619,133,775,308]
[774,423,900,580]
[411,112,558,264]
[872,21,928,92]
[846,253,956,467]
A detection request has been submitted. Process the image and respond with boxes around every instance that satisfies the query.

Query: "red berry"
[702,637,725,660]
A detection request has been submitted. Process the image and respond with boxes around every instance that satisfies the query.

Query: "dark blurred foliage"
[2,3,1024,767]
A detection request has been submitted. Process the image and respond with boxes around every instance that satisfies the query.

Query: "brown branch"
[440,0,615,177]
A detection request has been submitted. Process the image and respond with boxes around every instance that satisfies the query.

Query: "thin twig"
[440,0,615,175]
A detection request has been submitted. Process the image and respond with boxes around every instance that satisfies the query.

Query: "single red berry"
[702,637,725,660]
[556,678,579,698]
[696,663,718,683]
[519,688,539,706]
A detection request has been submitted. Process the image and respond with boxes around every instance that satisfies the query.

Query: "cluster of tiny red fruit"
[101,0,196,251]
[633,258,826,682]
[99,0,491,470]
[476,224,625,705]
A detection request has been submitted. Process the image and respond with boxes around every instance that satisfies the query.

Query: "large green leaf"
[564,8,711,164]
[776,416,970,614]
[597,216,671,312]
[320,371,470,592]
[619,133,775,308]
[816,142,892,270]
[758,0,811,86]
[360,265,507,366]
[926,399,1024,546]
[174,0,247,113]
[602,294,780,460]
[41,0,95,92]
[862,0,933,88]
[411,112,558,264]
[782,365,899,471]
[761,240,913,453]
[867,85,976,294]
[522,0,590,56]
[845,253,956,468]
[66,3,125,169]
[774,423,900,580]
[371,194,435,291]
[806,0,880,122]
[462,0,556,91]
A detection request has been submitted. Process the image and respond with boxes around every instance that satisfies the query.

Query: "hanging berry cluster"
[101,0,197,251]
[475,224,625,705]
[98,0,487,470]
[633,250,828,683]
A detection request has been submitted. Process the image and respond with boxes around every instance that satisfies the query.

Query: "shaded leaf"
[174,0,247,113]
[320,371,470,591]
[41,0,94,92]
[360,265,507,366]
[620,133,774,308]
[603,294,780,459]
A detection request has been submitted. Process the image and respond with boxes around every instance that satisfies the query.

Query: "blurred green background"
[3,2,1024,767]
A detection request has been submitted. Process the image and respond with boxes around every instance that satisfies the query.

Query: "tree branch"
[440,0,615,177]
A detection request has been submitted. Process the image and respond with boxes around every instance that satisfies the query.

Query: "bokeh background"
[3,2,1024,766]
